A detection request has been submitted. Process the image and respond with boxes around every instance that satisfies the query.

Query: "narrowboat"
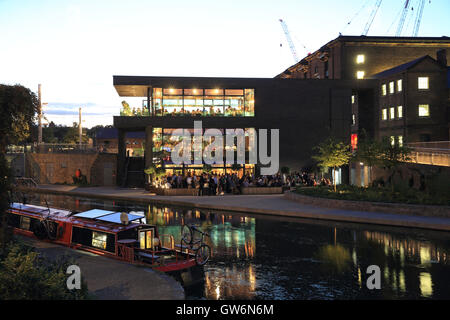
[7,202,210,272]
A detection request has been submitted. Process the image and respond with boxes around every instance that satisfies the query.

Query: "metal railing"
[14,177,38,188]
[7,143,118,154]
[407,141,450,154]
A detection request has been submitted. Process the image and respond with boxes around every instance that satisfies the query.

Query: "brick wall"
[26,153,117,186]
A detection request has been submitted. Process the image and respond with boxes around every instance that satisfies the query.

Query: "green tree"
[120,101,132,116]
[280,166,290,175]
[378,137,412,192]
[0,242,89,300]
[0,84,38,247]
[313,137,352,192]
[63,122,89,144]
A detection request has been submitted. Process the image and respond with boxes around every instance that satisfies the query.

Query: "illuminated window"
[92,231,107,250]
[381,84,387,96]
[397,79,403,92]
[418,77,429,90]
[390,136,395,146]
[389,81,395,94]
[352,114,356,125]
[397,106,403,119]
[352,95,355,104]
[356,55,365,64]
[139,230,153,249]
[20,216,30,230]
[418,104,430,117]
[390,107,395,120]
[382,108,387,120]
[398,136,403,147]
[356,71,365,79]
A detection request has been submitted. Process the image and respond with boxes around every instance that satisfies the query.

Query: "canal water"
[25,193,450,299]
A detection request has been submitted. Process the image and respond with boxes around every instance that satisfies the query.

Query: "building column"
[144,126,153,170]
[117,129,126,186]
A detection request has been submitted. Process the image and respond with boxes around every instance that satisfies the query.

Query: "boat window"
[92,231,107,250]
[139,229,153,250]
[20,216,31,230]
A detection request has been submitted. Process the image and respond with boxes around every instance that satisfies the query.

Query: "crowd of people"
[153,171,332,196]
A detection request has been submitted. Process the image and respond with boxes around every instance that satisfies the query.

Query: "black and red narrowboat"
[7,202,210,272]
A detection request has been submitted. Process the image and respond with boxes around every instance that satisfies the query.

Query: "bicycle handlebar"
[190,225,210,237]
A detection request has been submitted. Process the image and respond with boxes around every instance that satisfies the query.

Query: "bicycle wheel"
[181,225,193,245]
[195,244,211,265]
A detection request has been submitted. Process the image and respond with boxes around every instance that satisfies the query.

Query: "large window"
[389,82,395,94]
[382,108,387,120]
[381,84,387,96]
[397,106,403,119]
[389,107,395,120]
[356,55,365,64]
[149,87,255,117]
[418,104,430,117]
[397,79,403,92]
[418,77,429,90]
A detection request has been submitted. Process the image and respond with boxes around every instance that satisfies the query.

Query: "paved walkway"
[24,185,450,231]
[19,236,185,300]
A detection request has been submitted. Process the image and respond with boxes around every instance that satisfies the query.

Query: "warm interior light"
[356,55,365,64]
[215,89,220,94]
[193,89,198,94]
[356,71,365,79]
[169,88,175,94]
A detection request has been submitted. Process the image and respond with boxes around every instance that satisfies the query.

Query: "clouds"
[43,102,117,127]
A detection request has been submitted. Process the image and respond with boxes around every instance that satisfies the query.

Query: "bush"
[0,241,90,300]
[295,185,450,206]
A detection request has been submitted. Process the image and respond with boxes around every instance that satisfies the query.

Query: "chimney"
[436,49,447,67]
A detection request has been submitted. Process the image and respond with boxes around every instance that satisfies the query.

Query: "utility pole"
[79,107,82,147]
[38,84,42,144]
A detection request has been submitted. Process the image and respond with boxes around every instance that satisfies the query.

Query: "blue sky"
[1,0,449,127]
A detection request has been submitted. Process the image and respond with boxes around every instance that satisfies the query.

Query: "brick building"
[276,35,450,80]
[372,51,449,144]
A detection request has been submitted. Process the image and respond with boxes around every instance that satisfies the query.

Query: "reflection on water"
[26,193,450,300]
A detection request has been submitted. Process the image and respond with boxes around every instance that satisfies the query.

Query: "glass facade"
[121,88,255,117]
[151,127,256,176]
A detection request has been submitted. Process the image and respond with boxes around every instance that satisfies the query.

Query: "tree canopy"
[313,137,352,192]
[0,84,38,152]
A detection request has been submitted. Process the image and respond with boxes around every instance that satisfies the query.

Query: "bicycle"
[181,224,211,265]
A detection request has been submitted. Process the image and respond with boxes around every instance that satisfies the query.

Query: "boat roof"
[10,203,151,234]
[11,203,72,218]
[72,209,145,224]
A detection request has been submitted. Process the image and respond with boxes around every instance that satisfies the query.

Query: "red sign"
[351,134,358,151]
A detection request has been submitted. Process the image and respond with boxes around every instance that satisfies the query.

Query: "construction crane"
[279,19,299,63]
[396,0,411,36]
[362,0,383,36]
[412,0,426,36]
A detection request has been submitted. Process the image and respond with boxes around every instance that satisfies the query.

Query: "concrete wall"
[350,161,450,198]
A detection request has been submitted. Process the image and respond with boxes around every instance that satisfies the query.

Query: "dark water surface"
[26,193,450,300]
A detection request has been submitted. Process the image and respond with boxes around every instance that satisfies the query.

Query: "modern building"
[113,76,377,187]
